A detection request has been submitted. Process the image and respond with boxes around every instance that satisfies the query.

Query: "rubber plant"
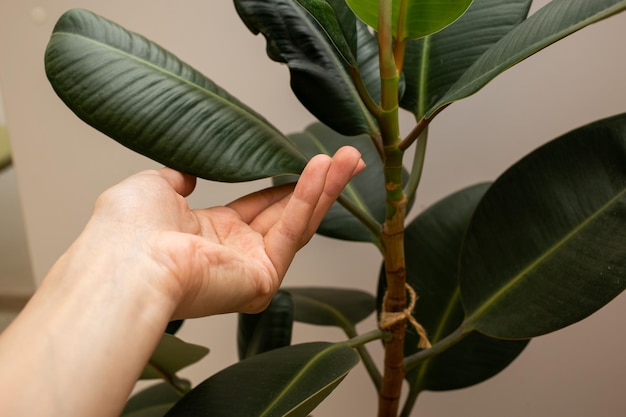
[43,0,626,416]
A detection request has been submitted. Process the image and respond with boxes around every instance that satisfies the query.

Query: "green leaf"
[379,184,527,393]
[234,0,379,136]
[427,0,626,118]
[0,124,10,170]
[286,287,376,329]
[346,0,474,40]
[141,334,209,380]
[164,342,360,417]
[237,290,294,360]
[326,0,359,58]
[461,113,626,339]
[355,20,384,104]
[294,0,357,67]
[45,8,306,182]
[122,383,182,417]
[401,0,531,118]
[165,320,184,335]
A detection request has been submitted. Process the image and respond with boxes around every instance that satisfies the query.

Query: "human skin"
[0,146,364,417]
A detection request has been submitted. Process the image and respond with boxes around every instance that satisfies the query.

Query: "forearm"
[0,224,179,417]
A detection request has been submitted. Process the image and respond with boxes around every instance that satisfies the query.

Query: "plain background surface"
[1,1,625,416]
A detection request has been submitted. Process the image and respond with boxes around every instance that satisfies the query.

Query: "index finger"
[264,147,363,278]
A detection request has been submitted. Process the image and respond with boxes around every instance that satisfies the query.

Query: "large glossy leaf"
[45,8,306,182]
[140,334,209,380]
[378,184,528,393]
[355,20,383,104]
[164,342,360,417]
[234,0,379,136]
[401,0,531,118]
[461,113,626,338]
[294,0,357,66]
[325,0,359,57]
[346,0,473,40]
[286,287,376,329]
[237,290,294,360]
[122,383,182,417]
[427,0,626,118]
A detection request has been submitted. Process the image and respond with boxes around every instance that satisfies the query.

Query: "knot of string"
[379,283,432,349]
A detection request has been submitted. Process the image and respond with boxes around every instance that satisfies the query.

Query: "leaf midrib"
[465,185,626,326]
[258,344,351,417]
[52,30,304,156]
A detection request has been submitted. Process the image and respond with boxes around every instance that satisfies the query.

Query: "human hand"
[80,146,364,318]
[0,146,362,417]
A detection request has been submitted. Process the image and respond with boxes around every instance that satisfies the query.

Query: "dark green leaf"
[294,0,357,66]
[379,184,527,393]
[164,342,360,417]
[122,383,182,417]
[237,290,294,360]
[165,320,184,335]
[401,0,531,118]
[461,113,626,338]
[427,0,626,118]
[234,0,379,136]
[346,0,473,40]
[141,334,209,380]
[45,8,306,182]
[286,287,376,329]
[355,20,383,104]
[326,0,359,57]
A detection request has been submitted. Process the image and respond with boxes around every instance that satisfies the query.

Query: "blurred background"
[1,1,625,416]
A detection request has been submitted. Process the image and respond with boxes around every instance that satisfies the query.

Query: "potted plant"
[43,0,626,416]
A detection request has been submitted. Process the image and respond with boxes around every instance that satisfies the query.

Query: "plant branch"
[347,328,389,348]
[350,66,382,119]
[403,324,471,372]
[399,117,428,151]
[399,388,420,417]
[399,105,448,151]
[404,126,428,204]
[345,328,388,390]
[146,361,191,397]
[336,194,383,250]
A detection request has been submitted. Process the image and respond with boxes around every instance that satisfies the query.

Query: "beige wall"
[1,1,625,416]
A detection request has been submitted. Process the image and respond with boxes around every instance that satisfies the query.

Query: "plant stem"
[336,194,384,250]
[346,328,387,390]
[377,1,411,416]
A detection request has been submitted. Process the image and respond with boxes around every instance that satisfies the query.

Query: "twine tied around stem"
[379,283,432,349]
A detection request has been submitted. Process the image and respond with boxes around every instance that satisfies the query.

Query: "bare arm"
[0,146,364,417]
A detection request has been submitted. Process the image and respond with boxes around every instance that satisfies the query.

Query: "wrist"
[49,221,183,325]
